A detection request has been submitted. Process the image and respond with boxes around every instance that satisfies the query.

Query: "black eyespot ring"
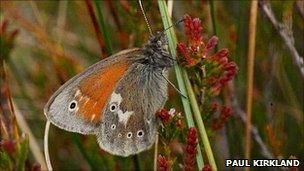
[127,132,132,138]
[111,124,116,130]
[68,100,77,111]
[110,103,118,112]
[137,130,144,137]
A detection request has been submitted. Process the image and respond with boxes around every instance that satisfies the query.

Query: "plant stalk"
[245,0,258,166]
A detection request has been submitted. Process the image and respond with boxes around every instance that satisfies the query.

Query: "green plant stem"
[157,0,205,170]
[245,1,258,163]
[93,0,113,55]
[182,71,217,171]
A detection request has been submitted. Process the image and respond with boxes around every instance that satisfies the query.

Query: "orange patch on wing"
[76,61,129,122]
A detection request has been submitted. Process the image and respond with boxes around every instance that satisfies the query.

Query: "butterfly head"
[141,32,173,68]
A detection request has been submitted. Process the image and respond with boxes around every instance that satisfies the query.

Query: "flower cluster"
[207,49,238,95]
[177,14,238,96]
[211,106,232,130]
[158,155,170,171]
[177,15,218,67]
[183,127,198,171]
[156,108,185,142]
[156,108,178,124]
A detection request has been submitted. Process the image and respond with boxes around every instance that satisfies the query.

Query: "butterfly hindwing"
[44,49,140,134]
[97,62,168,156]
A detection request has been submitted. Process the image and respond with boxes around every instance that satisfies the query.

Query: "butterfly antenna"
[161,69,188,99]
[138,0,153,36]
[160,18,185,36]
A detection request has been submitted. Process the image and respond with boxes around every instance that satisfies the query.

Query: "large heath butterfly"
[44,31,173,156]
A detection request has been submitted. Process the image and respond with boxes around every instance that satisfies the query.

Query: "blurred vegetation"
[0,0,303,171]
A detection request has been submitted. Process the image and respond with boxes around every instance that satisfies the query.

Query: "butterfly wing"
[96,62,168,156]
[44,48,140,134]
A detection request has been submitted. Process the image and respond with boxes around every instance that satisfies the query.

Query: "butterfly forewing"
[97,61,168,156]
[44,48,140,134]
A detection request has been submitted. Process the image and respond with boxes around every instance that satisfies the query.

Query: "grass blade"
[93,0,113,55]
[157,0,205,170]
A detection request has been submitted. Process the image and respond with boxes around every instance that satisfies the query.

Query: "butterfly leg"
[161,69,188,99]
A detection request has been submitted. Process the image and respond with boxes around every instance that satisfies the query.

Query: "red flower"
[183,127,198,171]
[0,139,16,154]
[156,109,171,123]
[220,106,232,119]
[207,49,238,95]
[212,106,232,130]
[158,155,170,171]
[202,164,212,171]
[177,14,238,95]
[204,36,218,57]
[184,15,203,46]
[177,14,209,67]
[177,43,198,67]
[210,101,219,113]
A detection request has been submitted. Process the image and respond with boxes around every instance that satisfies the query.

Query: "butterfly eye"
[137,130,144,137]
[110,124,116,130]
[118,133,122,138]
[127,132,132,138]
[68,100,77,112]
[109,103,118,112]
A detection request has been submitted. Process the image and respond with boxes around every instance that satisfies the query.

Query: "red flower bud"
[218,48,229,58]
[156,109,171,123]
[210,101,219,112]
[158,155,170,171]
[183,127,198,171]
[205,36,218,52]
[0,140,16,154]
[202,164,212,171]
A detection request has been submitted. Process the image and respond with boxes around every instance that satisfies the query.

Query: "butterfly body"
[44,34,173,156]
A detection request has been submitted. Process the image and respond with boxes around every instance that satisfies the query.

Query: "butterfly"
[44,31,174,157]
